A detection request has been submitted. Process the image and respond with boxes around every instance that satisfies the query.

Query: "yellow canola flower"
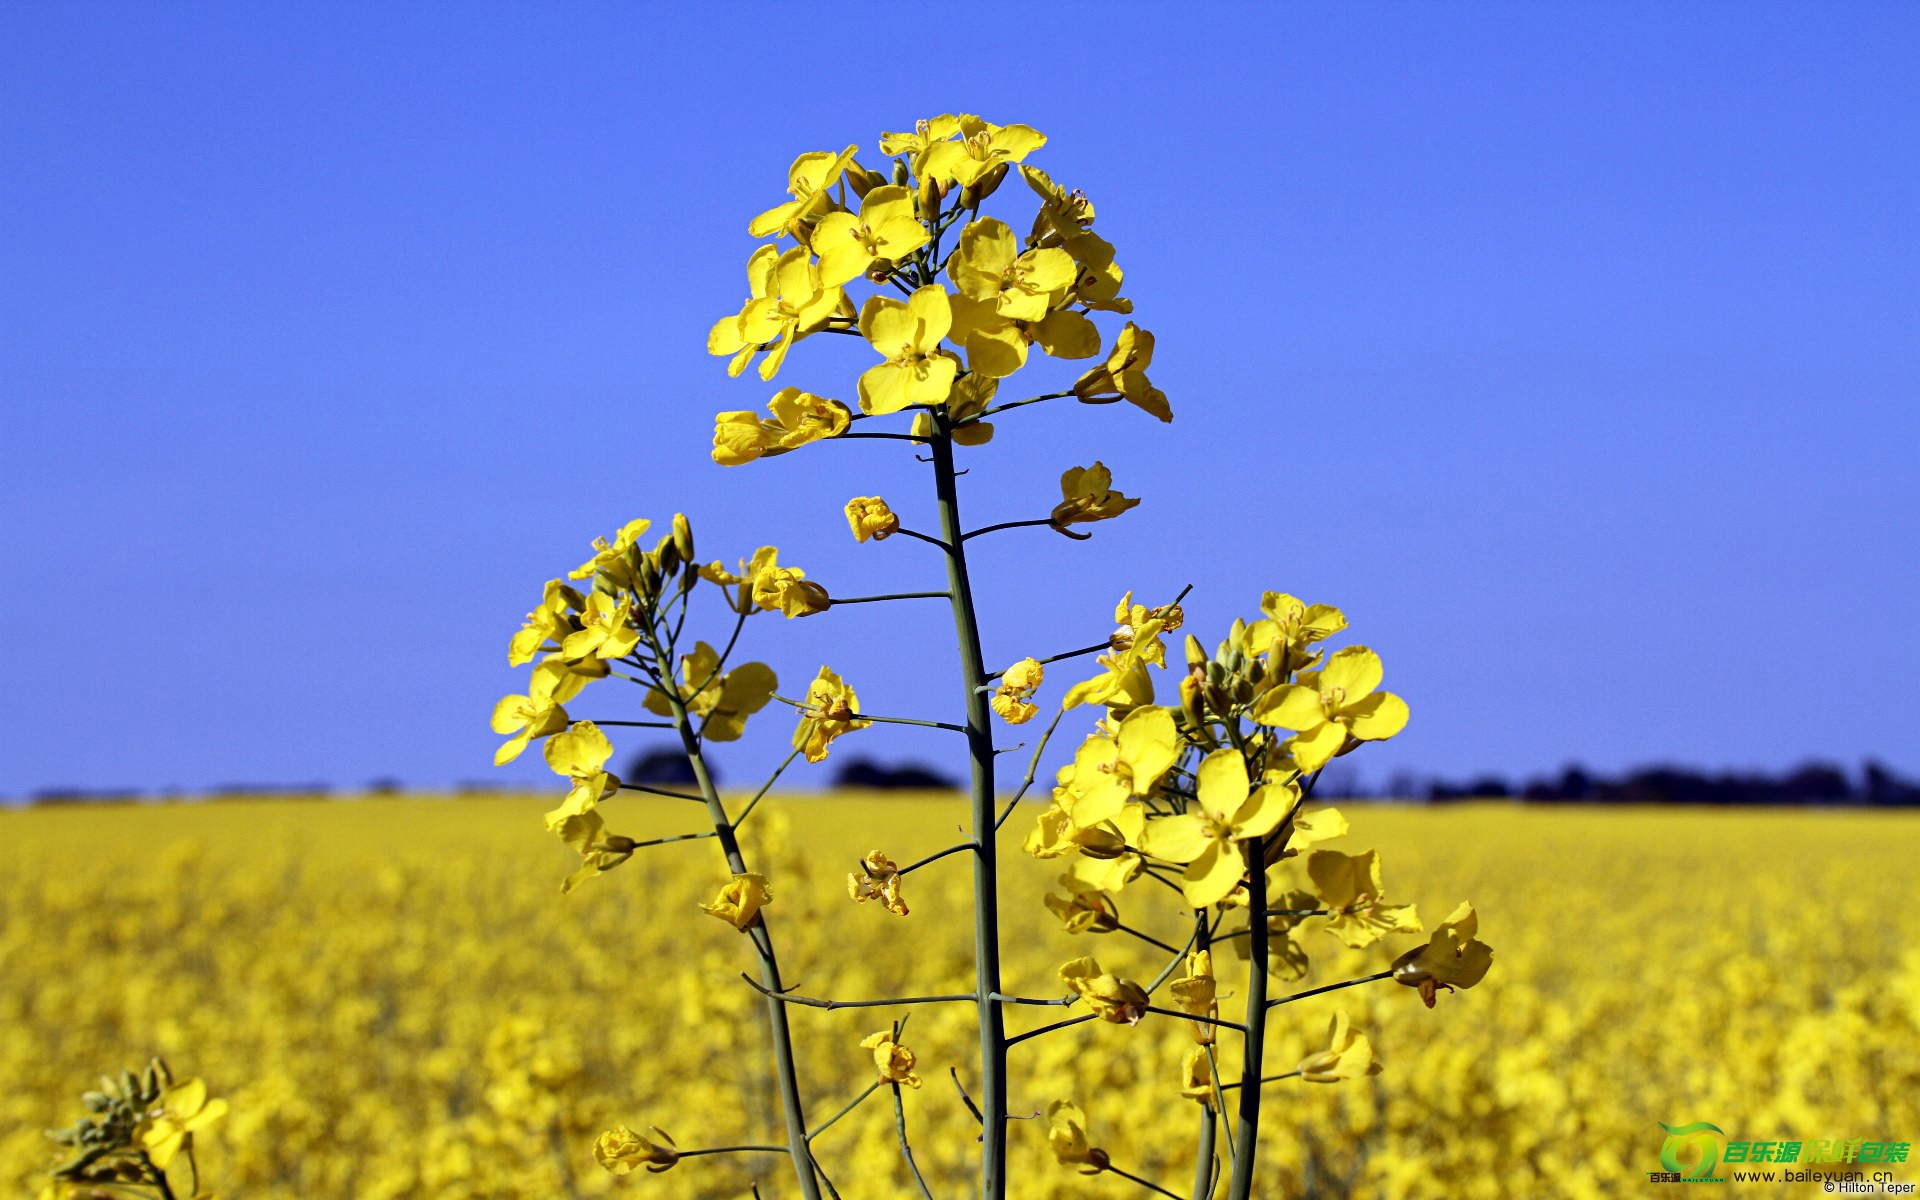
[945,372,998,444]
[1073,322,1170,423]
[554,808,637,893]
[748,145,858,239]
[568,518,652,589]
[844,496,899,543]
[1055,707,1179,827]
[859,1030,923,1088]
[508,579,584,665]
[1251,646,1410,772]
[1168,950,1219,1045]
[139,1076,227,1169]
[1051,462,1141,530]
[711,388,852,466]
[559,590,640,661]
[641,642,777,743]
[1043,873,1119,934]
[1045,1099,1110,1173]
[490,660,577,765]
[857,286,957,414]
[1393,901,1494,1007]
[1141,750,1296,907]
[1058,957,1149,1025]
[846,850,907,916]
[918,114,1046,187]
[699,873,772,930]
[950,217,1076,322]
[879,114,964,159]
[593,1124,679,1175]
[1244,591,1347,673]
[709,245,845,381]
[699,546,780,615]
[1306,849,1424,948]
[812,185,929,287]
[1297,1009,1382,1083]
[1060,592,1181,712]
[542,722,623,852]
[1179,1045,1214,1104]
[990,656,1045,725]
[791,667,872,763]
[742,547,829,617]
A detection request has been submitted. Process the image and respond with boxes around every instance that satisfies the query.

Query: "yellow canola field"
[4,796,1918,1199]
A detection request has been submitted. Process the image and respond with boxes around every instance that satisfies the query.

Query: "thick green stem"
[663,688,821,1200]
[929,426,1007,1199]
[1225,838,1270,1199]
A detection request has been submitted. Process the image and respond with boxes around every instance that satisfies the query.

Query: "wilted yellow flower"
[812,184,929,286]
[593,1124,679,1174]
[847,850,907,916]
[859,1030,922,1088]
[550,808,637,892]
[1050,462,1140,530]
[1045,1099,1109,1173]
[990,656,1044,724]
[749,551,830,618]
[748,145,857,239]
[1073,322,1170,422]
[699,873,772,930]
[1058,957,1149,1025]
[1168,950,1219,1045]
[1306,849,1423,947]
[1298,1009,1382,1083]
[857,286,957,414]
[844,496,900,543]
[1180,1045,1214,1103]
[711,388,852,466]
[1140,750,1295,907]
[1043,873,1119,934]
[139,1076,227,1168]
[1251,646,1410,771]
[709,245,845,380]
[1393,901,1494,1007]
[791,667,871,763]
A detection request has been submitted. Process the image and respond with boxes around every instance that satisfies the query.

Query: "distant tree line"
[1415,760,1920,806]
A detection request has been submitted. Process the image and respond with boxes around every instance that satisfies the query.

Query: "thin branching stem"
[898,840,975,877]
[739,976,975,1010]
[617,783,705,803]
[1107,1162,1187,1200]
[983,642,1110,684]
[1265,971,1395,1009]
[1218,1070,1301,1092]
[1005,1014,1095,1048]
[1114,922,1183,955]
[1144,1006,1247,1033]
[994,708,1066,830]
[978,391,1074,419]
[961,518,1060,542]
[585,719,677,728]
[829,590,953,605]
[892,1085,936,1200]
[677,1145,792,1158]
[734,748,802,829]
[805,1081,882,1142]
[890,527,954,553]
[951,1067,984,1125]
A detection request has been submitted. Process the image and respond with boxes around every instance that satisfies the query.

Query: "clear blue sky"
[3,3,1914,797]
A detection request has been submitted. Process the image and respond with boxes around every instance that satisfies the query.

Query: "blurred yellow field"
[5,796,1918,1198]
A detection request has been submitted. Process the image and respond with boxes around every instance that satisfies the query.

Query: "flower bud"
[672,513,694,563]
[962,161,1008,207]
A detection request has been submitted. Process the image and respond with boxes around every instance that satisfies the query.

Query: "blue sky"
[2,3,1914,796]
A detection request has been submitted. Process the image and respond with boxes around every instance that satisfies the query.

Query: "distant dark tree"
[1864,761,1920,807]
[1780,762,1852,805]
[831,757,960,791]
[366,778,403,795]
[627,748,704,786]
